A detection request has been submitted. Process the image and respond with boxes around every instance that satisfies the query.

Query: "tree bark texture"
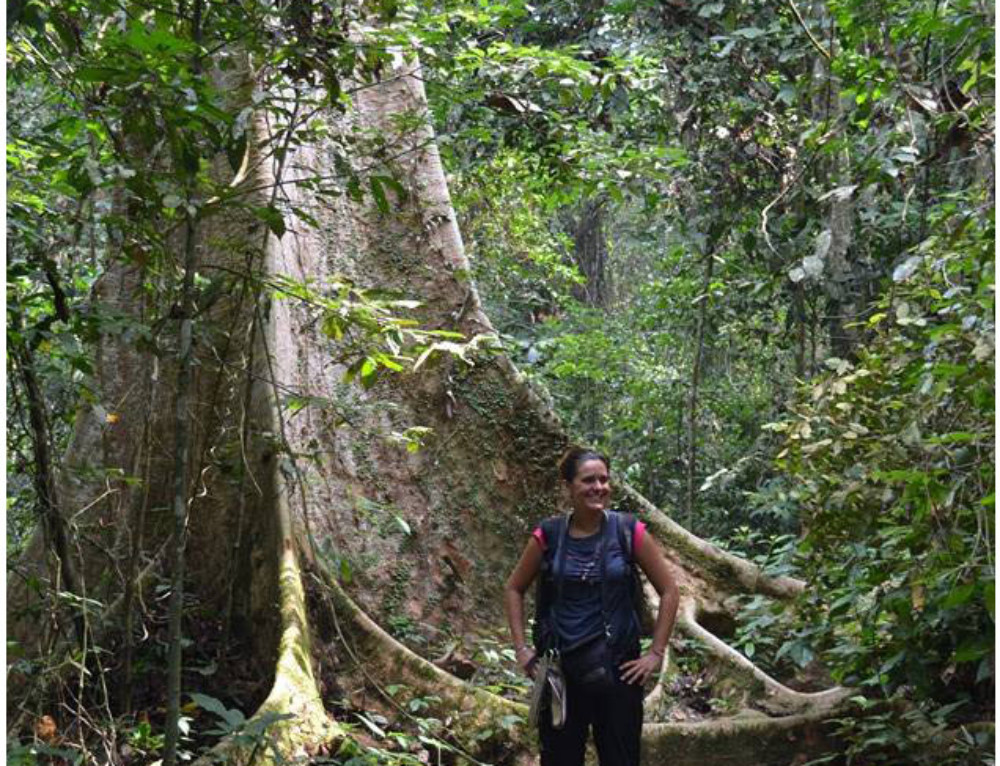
[567,197,611,307]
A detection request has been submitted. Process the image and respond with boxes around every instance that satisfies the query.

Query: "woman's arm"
[619,534,680,685]
[503,538,544,675]
[637,534,680,656]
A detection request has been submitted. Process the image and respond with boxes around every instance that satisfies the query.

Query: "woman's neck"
[570,507,603,536]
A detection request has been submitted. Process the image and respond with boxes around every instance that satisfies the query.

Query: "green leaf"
[733,27,766,39]
[190,693,246,730]
[359,356,378,387]
[355,713,386,739]
[369,175,389,214]
[942,582,976,609]
[320,314,344,340]
[953,639,991,663]
[254,206,286,238]
[374,174,407,202]
[343,357,364,384]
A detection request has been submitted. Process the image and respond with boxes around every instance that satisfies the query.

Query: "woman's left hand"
[619,651,664,685]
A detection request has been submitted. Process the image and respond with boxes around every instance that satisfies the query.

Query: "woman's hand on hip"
[619,651,663,685]
[516,646,538,678]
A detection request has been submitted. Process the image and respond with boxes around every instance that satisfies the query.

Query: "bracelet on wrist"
[649,647,665,658]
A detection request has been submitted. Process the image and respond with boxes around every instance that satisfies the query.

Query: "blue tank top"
[538,513,640,653]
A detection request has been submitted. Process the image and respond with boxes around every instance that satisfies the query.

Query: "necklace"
[567,538,603,583]
[579,554,599,583]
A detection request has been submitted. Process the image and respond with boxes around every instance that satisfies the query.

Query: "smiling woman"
[503,447,680,766]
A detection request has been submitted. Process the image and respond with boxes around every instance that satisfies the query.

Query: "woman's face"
[567,458,611,515]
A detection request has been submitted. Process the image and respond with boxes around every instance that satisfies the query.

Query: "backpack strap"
[551,515,572,629]
[614,511,637,562]
[612,511,649,640]
[539,516,564,555]
[534,515,568,653]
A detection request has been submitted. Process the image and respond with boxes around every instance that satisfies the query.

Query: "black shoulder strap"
[549,515,571,652]
[533,515,566,652]
[614,511,637,562]
[551,515,570,610]
[539,516,565,554]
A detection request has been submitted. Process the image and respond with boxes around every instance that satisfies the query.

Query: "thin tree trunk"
[685,248,715,523]
[163,0,204,759]
[162,210,200,766]
[12,326,84,644]
[811,3,856,360]
[569,198,610,306]
[122,359,157,713]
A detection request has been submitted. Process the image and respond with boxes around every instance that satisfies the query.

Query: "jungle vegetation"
[6,0,994,764]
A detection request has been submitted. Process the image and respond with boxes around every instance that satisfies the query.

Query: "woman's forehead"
[576,459,609,476]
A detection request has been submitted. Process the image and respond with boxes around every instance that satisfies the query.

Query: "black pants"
[538,641,643,766]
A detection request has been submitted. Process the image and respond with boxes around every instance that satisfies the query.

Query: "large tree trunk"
[7,59,850,764]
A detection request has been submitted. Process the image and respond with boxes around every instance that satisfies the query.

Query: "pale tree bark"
[7,53,852,765]
[684,245,715,522]
[810,0,857,361]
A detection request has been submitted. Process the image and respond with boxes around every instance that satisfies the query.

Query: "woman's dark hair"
[558,446,610,483]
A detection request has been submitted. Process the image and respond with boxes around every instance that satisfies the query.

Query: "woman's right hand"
[515,646,538,678]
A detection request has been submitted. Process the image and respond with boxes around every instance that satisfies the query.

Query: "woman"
[503,447,679,766]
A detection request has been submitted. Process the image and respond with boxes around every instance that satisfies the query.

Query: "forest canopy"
[6,0,994,765]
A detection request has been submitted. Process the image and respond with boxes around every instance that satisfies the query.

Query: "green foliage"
[767,205,994,762]
[6,0,996,758]
[126,718,167,758]
[189,693,294,762]
[437,0,993,755]
[453,149,583,332]
[269,274,499,390]
[521,231,795,526]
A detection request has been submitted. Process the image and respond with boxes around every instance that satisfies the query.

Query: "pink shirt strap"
[532,526,547,551]
[532,519,647,555]
[634,520,647,555]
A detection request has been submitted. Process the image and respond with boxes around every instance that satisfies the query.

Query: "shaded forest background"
[6,0,994,764]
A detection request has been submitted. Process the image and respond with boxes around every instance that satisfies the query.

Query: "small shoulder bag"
[527,515,572,730]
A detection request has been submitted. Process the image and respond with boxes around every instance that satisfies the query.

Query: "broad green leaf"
[941,582,976,609]
[370,175,389,214]
[953,640,991,663]
[254,206,286,238]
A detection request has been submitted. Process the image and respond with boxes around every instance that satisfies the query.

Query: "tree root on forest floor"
[622,486,805,601]
[674,599,852,716]
[307,557,531,752]
[191,490,341,766]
